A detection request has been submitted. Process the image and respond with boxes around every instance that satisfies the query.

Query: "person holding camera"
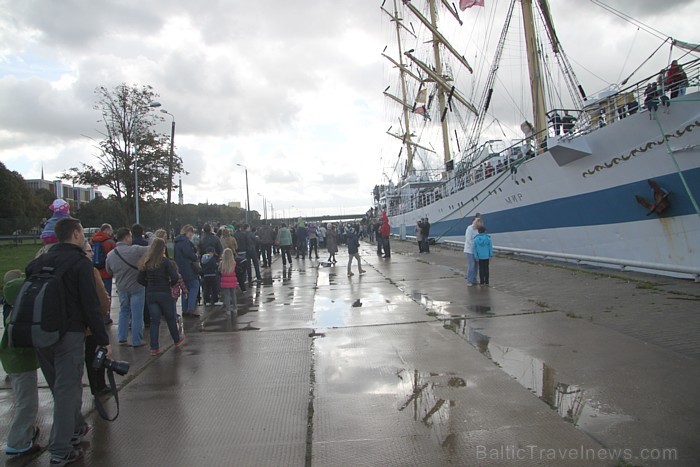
[25,217,111,466]
[137,238,186,356]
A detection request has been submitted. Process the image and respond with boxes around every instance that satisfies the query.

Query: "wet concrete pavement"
[1,240,699,466]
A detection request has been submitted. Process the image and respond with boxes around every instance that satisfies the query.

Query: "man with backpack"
[23,217,111,466]
[91,224,115,324]
[106,228,148,347]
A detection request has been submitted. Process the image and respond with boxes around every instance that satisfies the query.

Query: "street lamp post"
[236,163,250,224]
[134,101,162,225]
[257,193,267,221]
[134,147,140,224]
[160,110,176,232]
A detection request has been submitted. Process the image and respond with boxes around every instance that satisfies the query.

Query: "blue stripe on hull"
[393,167,700,238]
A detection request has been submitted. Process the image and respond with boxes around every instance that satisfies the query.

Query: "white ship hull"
[388,92,700,278]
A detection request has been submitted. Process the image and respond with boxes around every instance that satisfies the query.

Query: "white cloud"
[1,0,698,218]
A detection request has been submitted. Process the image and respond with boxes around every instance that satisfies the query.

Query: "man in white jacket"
[463,213,483,286]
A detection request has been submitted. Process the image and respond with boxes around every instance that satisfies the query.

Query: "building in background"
[25,178,101,210]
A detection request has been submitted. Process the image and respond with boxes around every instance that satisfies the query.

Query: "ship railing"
[555,57,700,140]
[439,240,700,281]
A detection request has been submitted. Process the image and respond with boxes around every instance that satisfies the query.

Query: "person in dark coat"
[173,224,200,317]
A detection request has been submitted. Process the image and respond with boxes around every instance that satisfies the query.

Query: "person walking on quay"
[200,247,220,306]
[308,223,320,259]
[219,248,239,315]
[1,270,41,457]
[91,223,115,324]
[174,224,201,318]
[258,222,274,267]
[137,238,185,356]
[295,219,308,260]
[473,225,493,286]
[346,226,366,277]
[245,225,262,284]
[375,221,382,255]
[106,228,148,347]
[317,223,326,248]
[199,224,223,258]
[130,224,150,327]
[27,217,111,466]
[277,223,293,266]
[82,240,111,397]
[421,217,431,253]
[415,219,424,253]
[464,213,483,286]
[220,227,238,256]
[379,211,391,258]
[325,223,338,263]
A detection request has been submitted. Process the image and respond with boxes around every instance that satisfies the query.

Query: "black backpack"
[8,256,78,348]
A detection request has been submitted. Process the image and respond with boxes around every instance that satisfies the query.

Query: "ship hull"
[388,93,700,278]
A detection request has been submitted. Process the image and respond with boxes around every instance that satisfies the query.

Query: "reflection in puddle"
[313,297,350,328]
[446,318,634,433]
[410,291,452,315]
[395,369,467,449]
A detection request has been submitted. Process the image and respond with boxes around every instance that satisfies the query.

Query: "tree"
[0,162,46,234]
[74,196,129,229]
[62,83,184,222]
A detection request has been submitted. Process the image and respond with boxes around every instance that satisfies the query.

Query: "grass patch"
[565,312,584,319]
[427,311,439,317]
[635,282,655,290]
[0,244,41,298]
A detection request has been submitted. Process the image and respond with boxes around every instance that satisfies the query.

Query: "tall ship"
[377,0,700,279]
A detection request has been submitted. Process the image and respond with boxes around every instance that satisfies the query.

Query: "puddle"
[313,297,351,328]
[410,291,452,315]
[395,369,468,447]
[445,318,634,432]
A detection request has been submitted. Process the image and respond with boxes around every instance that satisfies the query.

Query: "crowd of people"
[0,194,498,464]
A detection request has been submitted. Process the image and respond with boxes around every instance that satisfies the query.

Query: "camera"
[92,346,130,376]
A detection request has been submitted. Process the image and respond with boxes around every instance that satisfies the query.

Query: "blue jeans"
[466,253,477,284]
[117,287,146,345]
[148,291,181,350]
[181,278,200,313]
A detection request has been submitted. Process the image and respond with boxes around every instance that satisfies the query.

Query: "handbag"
[172,273,188,299]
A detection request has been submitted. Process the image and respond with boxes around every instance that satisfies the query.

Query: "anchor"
[635,179,670,216]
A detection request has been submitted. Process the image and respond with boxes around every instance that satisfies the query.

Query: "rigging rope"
[652,106,700,217]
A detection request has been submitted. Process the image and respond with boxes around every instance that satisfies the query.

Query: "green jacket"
[0,278,40,374]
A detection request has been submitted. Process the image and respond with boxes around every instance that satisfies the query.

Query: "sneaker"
[347,272,354,276]
[359,269,367,274]
[5,426,41,456]
[104,317,113,325]
[467,283,474,287]
[150,349,160,356]
[70,423,90,446]
[175,335,186,347]
[50,448,83,466]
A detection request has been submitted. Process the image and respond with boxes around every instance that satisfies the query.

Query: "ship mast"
[392,0,415,176]
[428,0,452,173]
[521,0,547,150]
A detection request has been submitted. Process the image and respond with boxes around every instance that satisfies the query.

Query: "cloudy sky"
[1,0,697,218]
